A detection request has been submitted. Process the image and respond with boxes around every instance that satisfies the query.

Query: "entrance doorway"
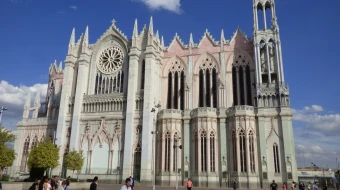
[133,144,141,182]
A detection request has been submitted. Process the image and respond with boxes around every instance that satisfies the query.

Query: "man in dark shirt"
[29,179,41,190]
[51,176,59,190]
[90,176,99,190]
[270,180,278,190]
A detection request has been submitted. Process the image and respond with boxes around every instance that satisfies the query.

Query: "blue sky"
[0,0,340,169]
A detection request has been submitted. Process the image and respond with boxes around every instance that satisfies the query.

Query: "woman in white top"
[44,178,52,190]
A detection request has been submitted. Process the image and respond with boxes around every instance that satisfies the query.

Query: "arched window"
[232,130,237,171]
[31,136,38,148]
[239,130,247,173]
[198,57,218,108]
[20,136,30,172]
[164,132,171,172]
[249,131,255,173]
[141,60,145,90]
[166,60,185,110]
[257,3,264,30]
[94,72,124,94]
[210,132,216,172]
[273,143,280,173]
[232,54,253,106]
[265,2,272,29]
[201,131,207,172]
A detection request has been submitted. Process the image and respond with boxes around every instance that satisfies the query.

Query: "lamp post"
[0,106,8,125]
[151,103,161,190]
[173,137,182,189]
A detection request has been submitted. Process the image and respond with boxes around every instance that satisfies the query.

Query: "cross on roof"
[111,19,116,26]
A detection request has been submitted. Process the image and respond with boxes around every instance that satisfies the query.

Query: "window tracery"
[210,132,216,172]
[166,60,185,110]
[273,143,280,173]
[164,132,171,172]
[249,130,256,173]
[232,130,237,171]
[198,56,218,108]
[239,130,247,173]
[232,53,252,106]
[201,130,207,172]
[20,136,30,172]
[98,46,124,74]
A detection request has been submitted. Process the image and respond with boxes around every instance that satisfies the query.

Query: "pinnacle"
[149,16,153,34]
[133,18,138,38]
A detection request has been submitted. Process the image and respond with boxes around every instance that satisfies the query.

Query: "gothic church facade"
[13,0,298,188]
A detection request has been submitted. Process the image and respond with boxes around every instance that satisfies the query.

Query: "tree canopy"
[64,150,84,173]
[0,127,16,180]
[27,138,59,170]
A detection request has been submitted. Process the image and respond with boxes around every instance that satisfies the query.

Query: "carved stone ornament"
[98,46,124,74]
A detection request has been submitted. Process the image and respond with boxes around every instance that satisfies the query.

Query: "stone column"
[122,48,141,178]
[198,130,202,173]
[263,7,267,30]
[256,44,262,83]
[245,134,251,174]
[218,114,227,183]
[278,41,285,83]
[87,150,92,174]
[254,44,259,84]
[54,55,76,175]
[274,43,281,83]
[70,54,90,150]
[236,126,241,173]
[183,111,191,180]
[206,120,211,173]
[188,55,194,109]
[265,44,272,83]
[170,132,174,173]
[161,129,166,171]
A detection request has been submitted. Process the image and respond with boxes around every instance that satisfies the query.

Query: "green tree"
[64,150,84,175]
[0,127,16,180]
[27,138,59,175]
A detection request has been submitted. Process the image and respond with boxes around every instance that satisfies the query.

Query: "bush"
[69,178,79,182]
[0,175,9,181]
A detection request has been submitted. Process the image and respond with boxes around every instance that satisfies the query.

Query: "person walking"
[308,182,312,190]
[283,182,287,190]
[233,179,237,190]
[57,181,67,190]
[120,178,132,190]
[51,176,58,190]
[90,176,99,190]
[29,179,41,190]
[130,176,134,190]
[43,178,52,190]
[313,182,318,190]
[186,178,193,190]
[271,180,278,190]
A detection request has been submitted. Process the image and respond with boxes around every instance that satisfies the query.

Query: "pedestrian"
[186,178,193,190]
[308,182,312,190]
[233,179,237,190]
[0,181,2,190]
[283,182,287,190]
[120,178,132,190]
[130,176,134,190]
[39,176,47,190]
[90,176,99,190]
[322,184,327,190]
[43,178,52,190]
[58,181,67,190]
[29,179,41,190]
[64,181,70,190]
[292,182,296,190]
[271,180,278,190]
[313,182,318,190]
[51,176,59,190]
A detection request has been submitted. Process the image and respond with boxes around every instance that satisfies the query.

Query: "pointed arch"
[162,55,187,77]
[194,52,220,74]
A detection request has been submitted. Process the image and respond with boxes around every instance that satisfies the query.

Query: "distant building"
[12,0,298,188]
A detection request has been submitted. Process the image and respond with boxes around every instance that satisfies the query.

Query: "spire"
[156,30,159,42]
[161,36,164,47]
[83,25,89,45]
[149,16,153,35]
[69,27,75,47]
[133,18,138,38]
[189,33,194,47]
[25,91,31,108]
[34,90,40,106]
[221,29,225,43]
[59,61,63,71]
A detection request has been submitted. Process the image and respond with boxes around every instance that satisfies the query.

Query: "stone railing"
[226,105,255,115]
[18,117,58,127]
[190,107,217,118]
[82,93,126,113]
[22,117,58,122]
[157,109,183,119]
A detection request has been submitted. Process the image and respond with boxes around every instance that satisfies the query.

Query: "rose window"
[98,46,124,74]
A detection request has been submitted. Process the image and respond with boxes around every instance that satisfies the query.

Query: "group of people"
[272,180,328,190]
[29,176,71,190]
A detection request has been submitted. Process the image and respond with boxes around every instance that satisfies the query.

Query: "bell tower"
[252,0,298,185]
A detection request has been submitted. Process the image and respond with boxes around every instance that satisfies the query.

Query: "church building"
[12,0,298,188]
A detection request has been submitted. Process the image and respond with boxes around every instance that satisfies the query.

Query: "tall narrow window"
[194,131,198,172]
[246,65,252,106]
[20,136,30,172]
[174,72,179,109]
[167,72,172,109]
[201,131,207,172]
[239,130,247,173]
[199,70,204,107]
[173,133,178,172]
[205,70,211,107]
[164,132,170,172]
[232,67,238,106]
[273,143,280,173]
[212,68,217,108]
[249,131,255,173]
[239,67,245,105]
[141,60,145,90]
[31,136,38,148]
[180,71,185,110]
[120,72,124,93]
[210,132,215,172]
[265,2,272,29]
[232,131,237,171]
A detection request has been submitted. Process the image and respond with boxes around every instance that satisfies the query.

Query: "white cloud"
[137,0,181,14]
[0,80,47,130]
[303,105,324,112]
[69,6,77,10]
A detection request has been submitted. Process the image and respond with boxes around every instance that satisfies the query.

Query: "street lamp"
[151,103,161,190]
[173,137,182,189]
[0,106,8,125]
